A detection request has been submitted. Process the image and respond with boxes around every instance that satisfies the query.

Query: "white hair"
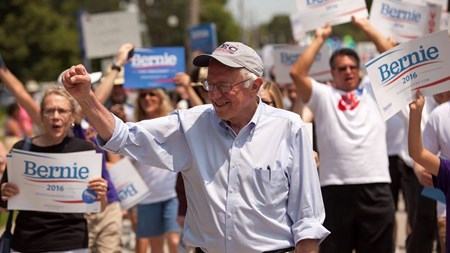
[239,68,258,88]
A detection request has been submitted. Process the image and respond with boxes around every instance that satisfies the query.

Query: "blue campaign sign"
[188,23,217,54]
[124,47,185,89]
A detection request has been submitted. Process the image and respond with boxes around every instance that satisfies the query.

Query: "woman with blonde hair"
[0,86,107,253]
[134,88,174,121]
[259,80,284,109]
[131,88,180,253]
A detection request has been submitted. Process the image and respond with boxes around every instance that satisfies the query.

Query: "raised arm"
[0,61,41,127]
[94,43,134,104]
[290,24,332,103]
[408,92,440,176]
[173,72,204,107]
[62,64,116,141]
[352,16,396,54]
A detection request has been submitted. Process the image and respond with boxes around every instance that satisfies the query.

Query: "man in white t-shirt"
[290,22,395,253]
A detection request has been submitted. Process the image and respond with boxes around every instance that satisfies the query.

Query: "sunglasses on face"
[261,99,275,106]
[139,91,158,98]
[335,65,359,72]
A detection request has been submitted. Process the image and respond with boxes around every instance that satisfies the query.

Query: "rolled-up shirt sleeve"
[97,113,191,172]
[288,124,330,244]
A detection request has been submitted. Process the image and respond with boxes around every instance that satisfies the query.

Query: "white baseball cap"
[193,42,263,77]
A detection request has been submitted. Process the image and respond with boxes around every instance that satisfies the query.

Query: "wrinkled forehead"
[42,93,71,108]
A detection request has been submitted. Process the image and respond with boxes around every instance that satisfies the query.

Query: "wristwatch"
[111,64,121,72]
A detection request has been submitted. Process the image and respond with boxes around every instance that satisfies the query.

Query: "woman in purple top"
[408,91,450,253]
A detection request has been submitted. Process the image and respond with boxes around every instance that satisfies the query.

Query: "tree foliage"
[0,0,122,82]
[199,0,240,44]
[256,0,384,45]
[0,0,239,82]
[137,0,239,47]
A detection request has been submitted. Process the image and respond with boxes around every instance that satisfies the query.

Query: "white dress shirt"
[98,101,329,253]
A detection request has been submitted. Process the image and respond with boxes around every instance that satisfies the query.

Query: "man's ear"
[252,77,263,93]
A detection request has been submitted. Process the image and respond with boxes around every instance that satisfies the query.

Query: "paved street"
[0,193,437,253]
[119,194,423,253]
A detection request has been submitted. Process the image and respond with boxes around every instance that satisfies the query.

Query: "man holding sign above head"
[61,41,329,253]
[290,18,396,253]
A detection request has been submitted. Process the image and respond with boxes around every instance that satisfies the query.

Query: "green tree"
[257,15,293,46]
[0,0,240,82]
[0,0,121,82]
[254,0,385,45]
[199,0,240,44]
[137,0,239,47]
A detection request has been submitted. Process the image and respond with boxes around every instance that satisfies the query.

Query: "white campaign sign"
[290,13,306,43]
[80,11,142,59]
[273,44,332,84]
[294,0,368,32]
[369,0,442,43]
[108,157,150,210]
[402,0,448,11]
[7,150,102,213]
[355,42,379,72]
[365,31,450,121]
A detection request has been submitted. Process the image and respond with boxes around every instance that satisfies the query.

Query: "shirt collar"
[216,97,264,137]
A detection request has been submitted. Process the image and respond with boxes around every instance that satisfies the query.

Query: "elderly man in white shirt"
[61,42,329,253]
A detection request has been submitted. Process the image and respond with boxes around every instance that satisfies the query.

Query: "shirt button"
[227,236,232,241]
[229,189,234,193]
[227,212,232,218]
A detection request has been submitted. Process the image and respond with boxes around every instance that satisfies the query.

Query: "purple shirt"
[73,122,119,204]
[433,158,450,253]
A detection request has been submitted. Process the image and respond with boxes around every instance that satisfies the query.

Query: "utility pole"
[238,0,245,43]
[189,0,199,26]
[186,0,200,72]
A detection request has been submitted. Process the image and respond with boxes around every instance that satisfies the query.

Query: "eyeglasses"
[43,108,72,117]
[261,99,274,106]
[335,65,359,72]
[202,77,252,93]
[139,91,157,99]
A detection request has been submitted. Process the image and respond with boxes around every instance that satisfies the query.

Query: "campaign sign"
[273,44,332,84]
[294,0,368,32]
[7,150,102,213]
[188,23,218,54]
[124,47,185,89]
[355,42,379,72]
[108,157,150,210]
[369,0,442,43]
[289,13,306,43]
[80,11,142,59]
[365,31,450,121]
[403,0,448,11]
[442,12,449,34]
[422,187,446,203]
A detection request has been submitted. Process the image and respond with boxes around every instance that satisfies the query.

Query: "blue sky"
[226,0,297,27]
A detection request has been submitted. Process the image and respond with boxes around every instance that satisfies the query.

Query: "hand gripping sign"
[6,150,102,213]
[369,0,442,43]
[124,47,185,89]
[294,0,368,33]
[365,30,450,121]
[107,157,150,210]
